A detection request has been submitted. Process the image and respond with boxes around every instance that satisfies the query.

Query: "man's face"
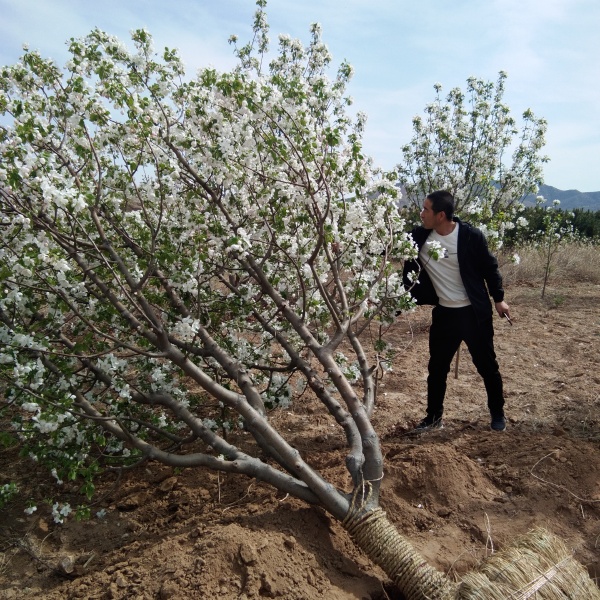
[420,198,438,229]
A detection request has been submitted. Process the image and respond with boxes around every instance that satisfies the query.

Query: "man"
[402,190,510,431]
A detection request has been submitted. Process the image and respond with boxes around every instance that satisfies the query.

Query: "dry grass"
[499,242,600,287]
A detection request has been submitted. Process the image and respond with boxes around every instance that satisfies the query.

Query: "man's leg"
[426,306,463,419]
[462,310,505,419]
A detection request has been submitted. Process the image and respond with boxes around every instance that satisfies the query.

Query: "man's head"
[426,190,455,219]
[420,190,455,230]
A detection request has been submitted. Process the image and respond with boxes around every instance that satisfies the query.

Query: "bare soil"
[1,281,599,600]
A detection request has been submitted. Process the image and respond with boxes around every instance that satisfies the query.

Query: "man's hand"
[495,301,510,320]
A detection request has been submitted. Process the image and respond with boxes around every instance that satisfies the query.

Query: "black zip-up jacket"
[402,218,505,323]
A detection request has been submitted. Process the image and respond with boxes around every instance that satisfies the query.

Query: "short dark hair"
[426,190,455,220]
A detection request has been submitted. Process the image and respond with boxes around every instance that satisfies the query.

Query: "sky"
[1,0,599,192]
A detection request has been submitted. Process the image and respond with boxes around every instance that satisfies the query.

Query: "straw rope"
[343,485,599,599]
[343,485,457,600]
[457,528,600,599]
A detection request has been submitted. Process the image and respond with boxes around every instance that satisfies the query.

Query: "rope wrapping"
[342,486,599,599]
[343,498,457,600]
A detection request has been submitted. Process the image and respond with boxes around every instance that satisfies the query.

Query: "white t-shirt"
[418,223,471,308]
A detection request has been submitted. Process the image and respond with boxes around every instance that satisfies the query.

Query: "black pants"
[426,305,504,418]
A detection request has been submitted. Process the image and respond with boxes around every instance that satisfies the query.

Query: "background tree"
[396,72,548,238]
[2,6,599,599]
[571,208,600,240]
[508,206,600,244]
[537,199,576,298]
[525,197,576,298]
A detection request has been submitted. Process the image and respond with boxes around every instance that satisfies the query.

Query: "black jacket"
[402,218,504,323]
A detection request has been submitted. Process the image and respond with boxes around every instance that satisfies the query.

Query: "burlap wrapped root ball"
[456,527,600,599]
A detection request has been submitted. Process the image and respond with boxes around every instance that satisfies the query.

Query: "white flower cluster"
[425,240,446,261]
[0,483,18,508]
[51,502,72,524]
[262,374,293,410]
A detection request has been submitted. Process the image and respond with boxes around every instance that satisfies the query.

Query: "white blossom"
[51,502,72,524]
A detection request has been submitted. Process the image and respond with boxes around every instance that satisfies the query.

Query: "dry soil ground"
[1,280,599,599]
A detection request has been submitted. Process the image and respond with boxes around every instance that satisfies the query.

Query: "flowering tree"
[397,72,548,238]
[531,197,575,298]
[0,5,467,599]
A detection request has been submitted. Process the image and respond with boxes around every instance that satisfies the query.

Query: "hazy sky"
[1,0,599,192]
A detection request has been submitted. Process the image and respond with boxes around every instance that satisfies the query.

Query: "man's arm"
[477,233,510,318]
[475,230,504,303]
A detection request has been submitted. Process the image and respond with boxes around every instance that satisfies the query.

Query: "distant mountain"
[396,184,600,211]
[524,185,600,211]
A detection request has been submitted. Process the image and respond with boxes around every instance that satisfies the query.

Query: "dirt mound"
[384,444,501,507]
[1,282,599,599]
